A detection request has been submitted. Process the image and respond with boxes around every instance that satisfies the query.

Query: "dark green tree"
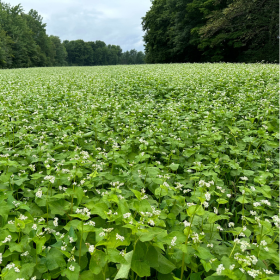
[0,26,12,67]
[199,0,279,62]
[49,35,67,66]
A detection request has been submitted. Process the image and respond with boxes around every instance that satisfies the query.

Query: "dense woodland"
[0,0,278,68]
[0,1,145,68]
[142,0,279,63]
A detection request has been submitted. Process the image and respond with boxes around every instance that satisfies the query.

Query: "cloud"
[6,0,151,51]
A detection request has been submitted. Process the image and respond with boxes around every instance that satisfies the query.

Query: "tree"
[142,0,174,63]
[199,0,279,62]
[0,26,12,67]
[142,0,279,62]
[49,35,67,66]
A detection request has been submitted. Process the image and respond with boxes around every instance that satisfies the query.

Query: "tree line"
[0,1,145,68]
[141,0,279,63]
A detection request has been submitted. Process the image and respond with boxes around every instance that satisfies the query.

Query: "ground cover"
[0,63,278,280]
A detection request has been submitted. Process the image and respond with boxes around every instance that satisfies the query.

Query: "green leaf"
[107,248,127,264]
[217,198,228,204]
[131,242,151,277]
[61,262,80,280]
[155,254,176,274]
[208,213,229,223]
[236,196,248,204]
[201,259,212,272]
[49,199,70,215]
[89,249,107,275]
[196,247,213,260]
[114,250,133,280]
[41,248,66,271]
[187,205,204,216]
[169,163,179,171]
[85,202,108,219]
[190,272,203,280]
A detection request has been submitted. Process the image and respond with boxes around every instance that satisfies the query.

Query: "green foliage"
[0,1,145,69]
[142,0,279,63]
[0,63,278,280]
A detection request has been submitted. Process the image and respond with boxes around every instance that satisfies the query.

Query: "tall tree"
[0,26,12,67]
[199,0,279,62]
[142,0,279,62]
[49,35,67,66]
[142,0,174,63]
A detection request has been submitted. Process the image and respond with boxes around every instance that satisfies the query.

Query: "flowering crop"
[0,63,278,280]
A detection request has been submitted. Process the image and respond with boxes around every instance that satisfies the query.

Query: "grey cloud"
[7,0,151,51]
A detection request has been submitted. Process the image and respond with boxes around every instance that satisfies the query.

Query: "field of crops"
[0,63,278,280]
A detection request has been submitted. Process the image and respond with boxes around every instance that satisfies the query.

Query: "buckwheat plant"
[0,63,278,280]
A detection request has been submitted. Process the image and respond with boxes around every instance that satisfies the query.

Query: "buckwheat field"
[0,63,278,280]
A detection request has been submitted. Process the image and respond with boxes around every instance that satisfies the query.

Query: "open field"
[0,64,278,280]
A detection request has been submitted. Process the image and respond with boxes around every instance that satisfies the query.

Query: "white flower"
[84,220,95,226]
[6,263,15,270]
[240,176,248,181]
[68,255,76,262]
[19,214,28,220]
[88,245,95,253]
[61,245,67,251]
[229,264,235,270]
[53,217,59,227]
[253,202,261,207]
[170,236,177,247]
[260,200,271,206]
[216,264,225,275]
[203,201,209,208]
[123,213,131,219]
[205,192,211,201]
[14,267,20,272]
[192,233,201,243]
[240,240,250,252]
[251,255,258,265]
[272,215,280,227]
[148,219,155,226]
[36,188,43,198]
[214,207,218,214]
[247,269,260,278]
[263,269,274,274]
[216,225,223,231]
[69,265,75,271]
[207,243,213,248]
[183,221,191,227]
[119,250,126,256]
[44,175,55,184]
[32,224,37,230]
[3,235,12,243]
[0,253,2,264]
[21,251,29,256]
[260,240,267,246]
[116,233,125,242]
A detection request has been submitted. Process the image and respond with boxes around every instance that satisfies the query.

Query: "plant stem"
[79,222,84,266]
[180,205,198,280]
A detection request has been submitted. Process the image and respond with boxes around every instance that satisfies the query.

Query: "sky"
[5,0,152,52]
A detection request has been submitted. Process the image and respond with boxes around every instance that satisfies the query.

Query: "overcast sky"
[5,0,152,52]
